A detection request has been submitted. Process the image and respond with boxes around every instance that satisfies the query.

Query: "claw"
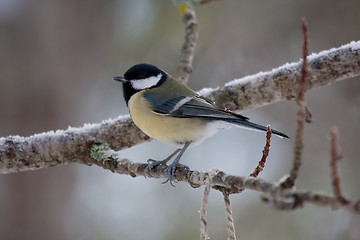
[164,163,177,186]
[144,159,167,177]
[144,148,181,177]
[163,162,190,186]
[145,141,192,186]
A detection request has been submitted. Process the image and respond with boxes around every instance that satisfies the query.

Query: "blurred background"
[0,0,359,239]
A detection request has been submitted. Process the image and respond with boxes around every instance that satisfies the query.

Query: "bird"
[114,63,288,185]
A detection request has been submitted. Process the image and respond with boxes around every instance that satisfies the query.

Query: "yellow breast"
[128,91,207,147]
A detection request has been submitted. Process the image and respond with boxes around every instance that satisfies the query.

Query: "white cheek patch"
[131,73,162,90]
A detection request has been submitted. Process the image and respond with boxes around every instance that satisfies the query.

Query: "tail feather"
[223,118,289,139]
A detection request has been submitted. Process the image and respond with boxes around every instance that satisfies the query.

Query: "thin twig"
[223,191,236,240]
[251,125,272,178]
[282,17,309,188]
[329,126,348,204]
[177,5,198,84]
[237,126,272,194]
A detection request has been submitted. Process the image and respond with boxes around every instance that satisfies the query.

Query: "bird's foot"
[163,162,190,187]
[144,159,168,176]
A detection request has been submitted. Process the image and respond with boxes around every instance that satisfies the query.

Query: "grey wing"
[150,94,289,138]
[152,95,249,121]
[148,95,189,114]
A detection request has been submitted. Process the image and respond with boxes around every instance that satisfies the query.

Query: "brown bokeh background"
[0,0,359,239]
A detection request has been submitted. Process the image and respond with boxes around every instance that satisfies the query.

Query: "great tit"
[114,63,288,185]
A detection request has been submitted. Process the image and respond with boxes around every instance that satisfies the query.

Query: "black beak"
[113,76,127,83]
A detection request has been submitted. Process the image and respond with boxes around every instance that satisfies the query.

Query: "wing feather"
[151,95,249,121]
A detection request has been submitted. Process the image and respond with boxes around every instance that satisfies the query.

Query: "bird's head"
[114,63,166,104]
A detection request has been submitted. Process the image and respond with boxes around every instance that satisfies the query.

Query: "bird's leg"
[164,141,192,186]
[145,148,181,175]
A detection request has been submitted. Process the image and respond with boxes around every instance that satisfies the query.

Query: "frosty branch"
[1,41,359,174]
